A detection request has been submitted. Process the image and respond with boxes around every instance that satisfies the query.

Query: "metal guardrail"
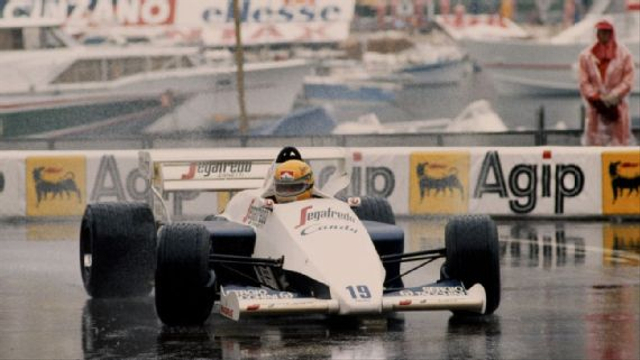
[2,103,639,150]
[2,128,639,150]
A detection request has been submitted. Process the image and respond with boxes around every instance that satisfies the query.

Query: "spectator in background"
[578,20,635,146]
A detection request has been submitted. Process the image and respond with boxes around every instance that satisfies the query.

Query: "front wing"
[219,281,486,321]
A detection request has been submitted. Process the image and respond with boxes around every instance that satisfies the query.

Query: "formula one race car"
[79,147,500,326]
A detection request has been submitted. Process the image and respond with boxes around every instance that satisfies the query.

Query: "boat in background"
[435,13,532,41]
[302,59,401,103]
[442,0,640,95]
[0,18,309,138]
[332,100,507,134]
[361,41,467,86]
[301,31,467,103]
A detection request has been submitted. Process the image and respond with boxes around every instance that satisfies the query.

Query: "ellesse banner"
[409,151,470,215]
[601,150,640,215]
[469,148,601,215]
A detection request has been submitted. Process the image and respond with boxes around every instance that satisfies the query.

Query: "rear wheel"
[347,196,402,288]
[204,214,227,221]
[155,223,215,326]
[79,202,156,298]
[444,215,500,315]
[348,196,395,225]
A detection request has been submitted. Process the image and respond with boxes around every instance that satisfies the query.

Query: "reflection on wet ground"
[0,218,638,360]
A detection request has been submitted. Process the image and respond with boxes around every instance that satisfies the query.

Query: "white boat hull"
[383,59,468,86]
[0,58,309,136]
[145,60,310,133]
[461,36,640,95]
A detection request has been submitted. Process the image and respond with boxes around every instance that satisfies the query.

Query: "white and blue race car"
[79,147,500,326]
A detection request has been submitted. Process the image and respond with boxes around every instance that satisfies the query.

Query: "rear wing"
[139,147,350,222]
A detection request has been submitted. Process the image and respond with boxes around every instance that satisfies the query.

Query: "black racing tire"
[203,214,227,221]
[79,202,156,298]
[444,215,500,316]
[349,196,396,225]
[155,223,215,326]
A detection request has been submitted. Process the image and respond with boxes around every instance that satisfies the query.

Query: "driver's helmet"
[274,159,314,203]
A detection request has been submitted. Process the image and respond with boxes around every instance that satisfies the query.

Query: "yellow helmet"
[274,159,314,203]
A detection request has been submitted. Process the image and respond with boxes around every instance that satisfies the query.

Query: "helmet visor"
[275,181,311,197]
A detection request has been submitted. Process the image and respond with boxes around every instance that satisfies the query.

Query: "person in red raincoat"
[578,20,635,146]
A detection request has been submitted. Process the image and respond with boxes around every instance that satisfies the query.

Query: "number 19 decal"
[346,285,371,299]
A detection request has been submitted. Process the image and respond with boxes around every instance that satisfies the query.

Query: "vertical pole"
[414,0,424,29]
[377,0,387,30]
[563,0,575,26]
[425,0,434,22]
[234,0,248,135]
[537,105,546,145]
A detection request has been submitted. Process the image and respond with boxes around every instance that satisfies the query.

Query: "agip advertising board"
[601,150,640,215]
[468,147,602,216]
[409,150,470,215]
[0,152,25,218]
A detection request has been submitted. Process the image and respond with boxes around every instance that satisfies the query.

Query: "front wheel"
[155,223,215,326]
[444,215,500,315]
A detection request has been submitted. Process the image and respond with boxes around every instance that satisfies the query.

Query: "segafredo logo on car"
[180,161,252,180]
[223,287,298,300]
[393,286,467,297]
[295,205,358,235]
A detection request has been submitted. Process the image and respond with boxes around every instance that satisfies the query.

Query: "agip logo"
[602,151,640,215]
[26,156,86,217]
[410,152,469,214]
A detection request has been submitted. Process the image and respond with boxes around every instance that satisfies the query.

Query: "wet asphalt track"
[0,218,639,360]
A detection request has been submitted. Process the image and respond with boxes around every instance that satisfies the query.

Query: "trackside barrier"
[0,147,638,220]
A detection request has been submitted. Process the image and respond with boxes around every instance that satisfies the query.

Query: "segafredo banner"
[468,147,601,216]
[0,0,354,45]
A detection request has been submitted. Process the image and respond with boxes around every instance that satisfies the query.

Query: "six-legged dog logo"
[416,162,464,200]
[32,166,82,207]
[608,161,640,203]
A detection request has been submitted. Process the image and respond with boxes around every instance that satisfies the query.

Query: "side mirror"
[263,198,275,210]
[347,197,361,207]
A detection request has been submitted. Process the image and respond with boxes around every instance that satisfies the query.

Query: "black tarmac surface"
[0,218,638,360]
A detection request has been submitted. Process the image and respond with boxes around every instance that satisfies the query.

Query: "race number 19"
[346,285,371,299]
